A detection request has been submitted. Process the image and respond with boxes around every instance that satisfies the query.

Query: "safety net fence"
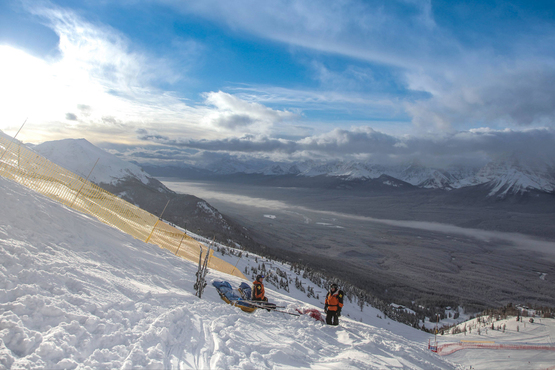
[436,341,555,356]
[0,134,246,280]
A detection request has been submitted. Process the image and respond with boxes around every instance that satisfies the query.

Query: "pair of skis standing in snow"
[253,274,344,326]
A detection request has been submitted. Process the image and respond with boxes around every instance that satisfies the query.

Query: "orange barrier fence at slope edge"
[0,135,246,280]
[436,342,555,356]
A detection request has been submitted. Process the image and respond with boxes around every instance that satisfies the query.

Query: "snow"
[473,155,555,196]
[165,154,555,194]
[197,201,220,219]
[29,136,555,195]
[32,138,152,186]
[436,315,555,369]
[0,176,457,369]
[2,161,555,368]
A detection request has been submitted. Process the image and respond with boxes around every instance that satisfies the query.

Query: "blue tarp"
[239,282,252,300]
[213,280,253,309]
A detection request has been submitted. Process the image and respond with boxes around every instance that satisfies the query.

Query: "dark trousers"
[326,310,339,325]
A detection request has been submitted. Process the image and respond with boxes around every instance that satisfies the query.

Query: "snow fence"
[0,134,246,279]
[436,341,555,356]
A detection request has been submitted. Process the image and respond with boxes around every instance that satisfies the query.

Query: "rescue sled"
[212,280,257,313]
[296,308,325,323]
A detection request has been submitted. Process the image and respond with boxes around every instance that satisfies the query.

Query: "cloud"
[406,62,555,130]
[171,0,448,69]
[202,91,299,134]
[137,126,555,167]
[167,0,555,131]
[0,3,306,144]
[77,104,92,116]
[0,5,212,143]
[3,0,553,167]
[137,129,298,153]
[31,5,180,90]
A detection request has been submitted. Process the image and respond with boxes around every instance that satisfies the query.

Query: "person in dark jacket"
[252,274,267,302]
[324,283,344,325]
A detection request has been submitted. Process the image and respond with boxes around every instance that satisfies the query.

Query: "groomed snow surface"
[1,175,554,369]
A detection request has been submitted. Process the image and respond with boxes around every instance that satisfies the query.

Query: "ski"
[272,309,301,316]
[193,249,202,295]
[240,299,285,308]
[194,238,213,298]
[242,300,299,315]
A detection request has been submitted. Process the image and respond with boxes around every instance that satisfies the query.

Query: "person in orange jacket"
[252,274,267,302]
[324,283,344,325]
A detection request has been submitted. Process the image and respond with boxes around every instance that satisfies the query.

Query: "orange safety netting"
[436,342,555,356]
[0,135,245,279]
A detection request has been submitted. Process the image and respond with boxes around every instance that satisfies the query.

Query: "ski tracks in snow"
[0,177,457,369]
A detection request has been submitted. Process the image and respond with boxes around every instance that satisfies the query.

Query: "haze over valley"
[161,177,555,311]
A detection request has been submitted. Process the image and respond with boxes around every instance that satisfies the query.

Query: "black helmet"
[330,283,338,290]
[256,274,265,280]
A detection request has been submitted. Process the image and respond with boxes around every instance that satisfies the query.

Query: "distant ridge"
[140,155,555,197]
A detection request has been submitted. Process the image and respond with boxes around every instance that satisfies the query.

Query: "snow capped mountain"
[33,138,163,189]
[260,163,302,175]
[294,160,385,180]
[29,138,263,253]
[28,134,555,197]
[415,170,454,189]
[206,156,260,174]
[171,155,555,196]
[471,154,555,196]
[386,161,455,189]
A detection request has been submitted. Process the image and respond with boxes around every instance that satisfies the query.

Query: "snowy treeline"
[213,243,446,330]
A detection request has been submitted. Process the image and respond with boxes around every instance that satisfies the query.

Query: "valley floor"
[162,179,555,310]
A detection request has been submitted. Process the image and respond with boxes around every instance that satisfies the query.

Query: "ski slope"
[2,175,555,369]
[0,176,455,369]
[435,315,555,369]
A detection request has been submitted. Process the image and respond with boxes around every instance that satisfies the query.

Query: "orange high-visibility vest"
[325,290,344,311]
[253,280,265,300]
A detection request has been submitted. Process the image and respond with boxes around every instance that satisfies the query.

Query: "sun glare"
[0,44,134,140]
[0,46,53,129]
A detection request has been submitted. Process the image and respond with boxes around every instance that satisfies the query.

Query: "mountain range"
[142,155,555,197]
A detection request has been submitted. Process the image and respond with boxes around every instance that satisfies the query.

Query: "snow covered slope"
[32,138,157,187]
[437,315,555,369]
[471,154,555,197]
[0,176,458,369]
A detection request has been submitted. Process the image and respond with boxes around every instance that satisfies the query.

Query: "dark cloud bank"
[135,127,555,168]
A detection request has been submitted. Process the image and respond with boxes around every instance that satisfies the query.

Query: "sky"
[1,0,555,167]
